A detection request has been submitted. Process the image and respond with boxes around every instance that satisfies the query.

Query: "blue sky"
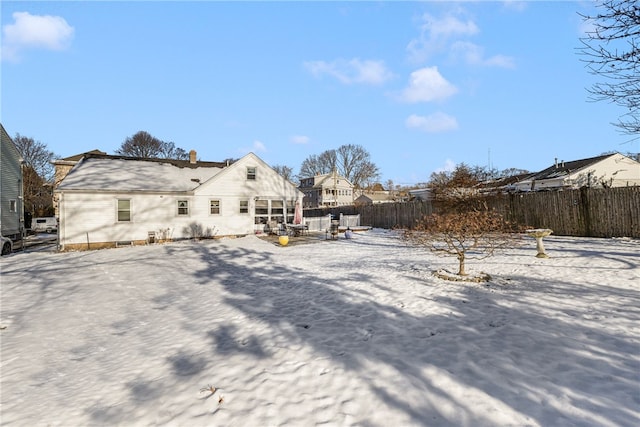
[2,1,636,186]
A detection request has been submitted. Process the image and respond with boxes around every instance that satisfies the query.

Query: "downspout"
[57,192,63,251]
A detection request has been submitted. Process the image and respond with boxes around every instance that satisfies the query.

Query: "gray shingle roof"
[56,155,225,192]
[527,154,614,181]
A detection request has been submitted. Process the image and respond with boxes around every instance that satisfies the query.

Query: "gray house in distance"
[298,170,354,208]
[1,124,24,239]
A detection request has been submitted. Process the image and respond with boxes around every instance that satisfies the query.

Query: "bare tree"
[115,131,189,159]
[579,0,640,138]
[298,151,337,179]
[298,144,380,188]
[158,141,189,160]
[499,167,531,178]
[404,209,517,279]
[13,134,56,182]
[13,134,58,216]
[410,161,524,279]
[272,165,295,181]
[336,144,380,188]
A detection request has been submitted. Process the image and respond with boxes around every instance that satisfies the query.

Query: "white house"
[55,151,303,250]
[513,153,640,192]
[1,123,24,239]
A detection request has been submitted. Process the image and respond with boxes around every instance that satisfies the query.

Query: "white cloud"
[405,112,458,133]
[304,58,393,85]
[502,1,528,12]
[435,158,457,173]
[450,41,515,68]
[400,66,458,103]
[406,10,514,69]
[239,140,267,155]
[426,13,479,39]
[252,140,266,152]
[290,135,309,145]
[407,12,479,63]
[1,12,74,62]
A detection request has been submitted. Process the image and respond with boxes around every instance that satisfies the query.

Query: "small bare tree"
[404,209,517,279]
[404,210,515,277]
[407,160,524,279]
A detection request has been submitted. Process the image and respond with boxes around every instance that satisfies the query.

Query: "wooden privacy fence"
[304,187,640,238]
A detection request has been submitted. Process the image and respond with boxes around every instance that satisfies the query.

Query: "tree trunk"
[457,254,467,276]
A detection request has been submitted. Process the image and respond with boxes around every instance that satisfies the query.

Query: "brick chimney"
[189,150,197,164]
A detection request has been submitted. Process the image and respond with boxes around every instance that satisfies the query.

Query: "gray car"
[1,236,13,256]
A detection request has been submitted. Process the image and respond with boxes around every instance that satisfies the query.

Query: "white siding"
[196,154,303,234]
[514,154,640,191]
[57,153,304,248]
[583,154,640,187]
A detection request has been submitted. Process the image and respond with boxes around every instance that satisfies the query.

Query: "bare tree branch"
[298,144,380,187]
[579,0,640,139]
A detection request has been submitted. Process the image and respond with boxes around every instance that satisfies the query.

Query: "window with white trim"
[117,199,131,222]
[246,167,257,180]
[239,200,249,214]
[177,200,189,216]
[210,199,220,215]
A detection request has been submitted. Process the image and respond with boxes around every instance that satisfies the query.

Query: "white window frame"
[239,200,249,214]
[117,199,131,222]
[210,199,220,215]
[246,167,257,180]
[177,199,189,216]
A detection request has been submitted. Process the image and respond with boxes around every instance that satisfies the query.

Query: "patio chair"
[268,220,280,235]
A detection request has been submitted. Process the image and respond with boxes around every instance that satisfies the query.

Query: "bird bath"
[526,228,553,258]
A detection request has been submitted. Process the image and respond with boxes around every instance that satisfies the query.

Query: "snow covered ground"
[1,229,638,426]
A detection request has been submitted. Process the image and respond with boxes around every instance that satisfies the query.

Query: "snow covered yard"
[1,229,638,427]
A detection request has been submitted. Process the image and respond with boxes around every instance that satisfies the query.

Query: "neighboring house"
[1,124,24,239]
[513,153,640,192]
[354,191,396,205]
[299,170,354,208]
[55,151,303,250]
[476,173,533,194]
